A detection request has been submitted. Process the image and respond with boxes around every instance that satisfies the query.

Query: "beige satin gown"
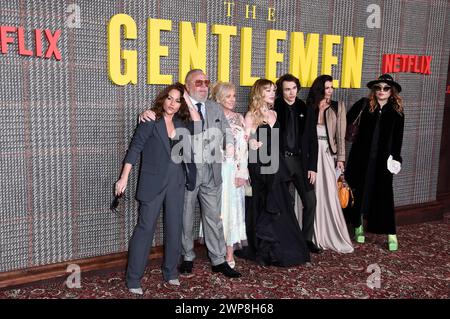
[295,124,353,253]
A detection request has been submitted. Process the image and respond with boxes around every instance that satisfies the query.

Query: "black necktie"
[196,102,205,130]
[286,108,296,150]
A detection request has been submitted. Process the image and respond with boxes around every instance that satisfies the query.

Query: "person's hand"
[115,178,128,196]
[139,110,156,123]
[387,155,401,174]
[318,98,330,110]
[308,171,316,184]
[183,90,193,108]
[234,177,247,188]
[249,139,263,150]
[336,161,345,173]
[183,90,201,121]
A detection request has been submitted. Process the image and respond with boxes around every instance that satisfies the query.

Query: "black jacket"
[275,97,318,190]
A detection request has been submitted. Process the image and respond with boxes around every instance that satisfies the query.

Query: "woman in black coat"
[345,74,404,251]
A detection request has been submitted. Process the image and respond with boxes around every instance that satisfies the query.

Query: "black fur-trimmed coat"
[344,98,405,234]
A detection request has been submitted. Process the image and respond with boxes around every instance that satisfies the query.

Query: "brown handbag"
[337,174,354,209]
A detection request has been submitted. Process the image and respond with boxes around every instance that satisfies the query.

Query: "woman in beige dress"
[296,75,353,253]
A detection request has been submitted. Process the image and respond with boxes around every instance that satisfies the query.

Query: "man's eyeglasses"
[373,85,391,92]
[193,80,210,87]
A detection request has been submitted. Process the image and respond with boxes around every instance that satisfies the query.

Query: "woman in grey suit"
[115,83,199,295]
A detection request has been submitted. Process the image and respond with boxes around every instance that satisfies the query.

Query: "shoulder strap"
[353,99,367,125]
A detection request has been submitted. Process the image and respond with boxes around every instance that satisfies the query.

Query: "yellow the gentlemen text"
[107,14,364,88]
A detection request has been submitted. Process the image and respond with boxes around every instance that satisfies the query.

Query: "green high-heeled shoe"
[388,234,398,251]
[355,224,365,243]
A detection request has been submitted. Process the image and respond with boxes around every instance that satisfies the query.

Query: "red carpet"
[1,217,449,299]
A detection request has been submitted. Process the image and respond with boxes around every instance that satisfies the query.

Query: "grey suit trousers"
[182,164,226,266]
[126,162,184,288]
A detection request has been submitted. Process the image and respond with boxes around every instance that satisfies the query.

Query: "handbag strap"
[352,99,367,126]
[349,187,355,207]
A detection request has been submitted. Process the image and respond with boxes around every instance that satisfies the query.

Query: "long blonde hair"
[368,85,404,115]
[248,79,275,127]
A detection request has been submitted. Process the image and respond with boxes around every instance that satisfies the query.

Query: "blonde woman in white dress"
[199,82,248,268]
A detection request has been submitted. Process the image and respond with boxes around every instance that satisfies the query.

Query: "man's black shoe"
[212,262,242,278]
[179,261,193,274]
[307,241,323,254]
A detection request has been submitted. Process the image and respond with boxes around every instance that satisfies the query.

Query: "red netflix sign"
[0,26,61,60]
[382,54,432,75]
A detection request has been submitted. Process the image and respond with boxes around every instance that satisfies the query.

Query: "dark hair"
[306,74,333,110]
[151,83,191,122]
[275,73,301,98]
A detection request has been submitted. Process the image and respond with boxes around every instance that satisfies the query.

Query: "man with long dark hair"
[274,74,321,254]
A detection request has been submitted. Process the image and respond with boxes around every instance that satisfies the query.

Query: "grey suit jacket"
[124,117,196,202]
[191,99,232,186]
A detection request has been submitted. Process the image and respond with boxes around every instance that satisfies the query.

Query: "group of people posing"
[114,70,405,295]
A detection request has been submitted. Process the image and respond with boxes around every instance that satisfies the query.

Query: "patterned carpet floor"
[1,217,449,299]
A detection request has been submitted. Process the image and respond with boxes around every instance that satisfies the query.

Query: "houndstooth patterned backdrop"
[0,0,449,272]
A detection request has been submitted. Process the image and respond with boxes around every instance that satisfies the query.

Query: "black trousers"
[283,155,317,242]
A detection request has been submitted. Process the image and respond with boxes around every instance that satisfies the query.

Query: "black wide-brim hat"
[367,74,402,93]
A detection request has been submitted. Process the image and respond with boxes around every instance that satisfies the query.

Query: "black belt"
[284,151,300,157]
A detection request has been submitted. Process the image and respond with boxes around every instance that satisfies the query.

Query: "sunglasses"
[373,85,391,92]
[193,80,211,87]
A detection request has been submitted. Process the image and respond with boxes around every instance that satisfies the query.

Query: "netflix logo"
[382,54,431,75]
[0,25,61,60]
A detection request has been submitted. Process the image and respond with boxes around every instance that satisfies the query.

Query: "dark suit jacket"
[124,117,196,202]
[275,97,318,188]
